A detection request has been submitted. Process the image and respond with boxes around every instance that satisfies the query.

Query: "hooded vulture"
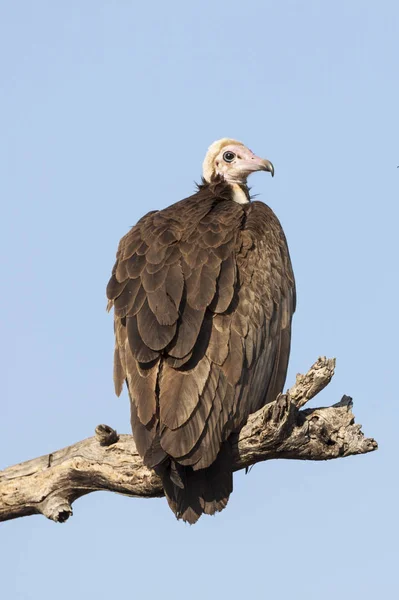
[106,139,296,523]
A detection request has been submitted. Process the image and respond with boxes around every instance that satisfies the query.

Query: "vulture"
[106,139,296,523]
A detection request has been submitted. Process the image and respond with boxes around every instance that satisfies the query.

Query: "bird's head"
[202,138,274,185]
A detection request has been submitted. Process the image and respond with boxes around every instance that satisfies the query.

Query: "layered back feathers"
[107,179,295,523]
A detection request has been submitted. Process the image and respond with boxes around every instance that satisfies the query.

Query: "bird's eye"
[223,151,236,163]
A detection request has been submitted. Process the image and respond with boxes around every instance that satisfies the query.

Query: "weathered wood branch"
[0,357,377,524]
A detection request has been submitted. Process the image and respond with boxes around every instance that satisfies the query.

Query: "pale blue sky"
[1,1,398,598]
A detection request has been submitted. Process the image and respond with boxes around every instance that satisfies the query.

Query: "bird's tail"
[155,442,233,524]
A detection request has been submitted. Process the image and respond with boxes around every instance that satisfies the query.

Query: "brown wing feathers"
[107,185,295,523]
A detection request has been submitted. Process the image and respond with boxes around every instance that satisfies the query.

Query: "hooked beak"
[239,154,274,179]
[252,156,274,177]
[259,158,274,177]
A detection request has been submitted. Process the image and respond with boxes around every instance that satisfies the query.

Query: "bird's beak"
[253,157,274,177]
[240,154,274,178]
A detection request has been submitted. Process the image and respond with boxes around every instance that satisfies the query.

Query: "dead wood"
[0,357,377,524]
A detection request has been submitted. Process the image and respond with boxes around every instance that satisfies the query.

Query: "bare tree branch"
[0,357,377,524]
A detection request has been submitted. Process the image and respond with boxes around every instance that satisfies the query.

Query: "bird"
[106,138,296,523]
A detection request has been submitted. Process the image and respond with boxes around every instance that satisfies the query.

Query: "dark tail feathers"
[155,442,233,524]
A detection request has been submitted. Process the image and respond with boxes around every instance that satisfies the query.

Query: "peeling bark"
[0,358,377,524]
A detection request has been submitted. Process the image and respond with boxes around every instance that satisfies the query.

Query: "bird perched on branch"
[106,139,296,523]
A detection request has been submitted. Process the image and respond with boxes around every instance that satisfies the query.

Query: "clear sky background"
[1,1,398,598]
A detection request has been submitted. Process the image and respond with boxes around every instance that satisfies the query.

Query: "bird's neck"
[230,183,250,205]
[201,176,251,204]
